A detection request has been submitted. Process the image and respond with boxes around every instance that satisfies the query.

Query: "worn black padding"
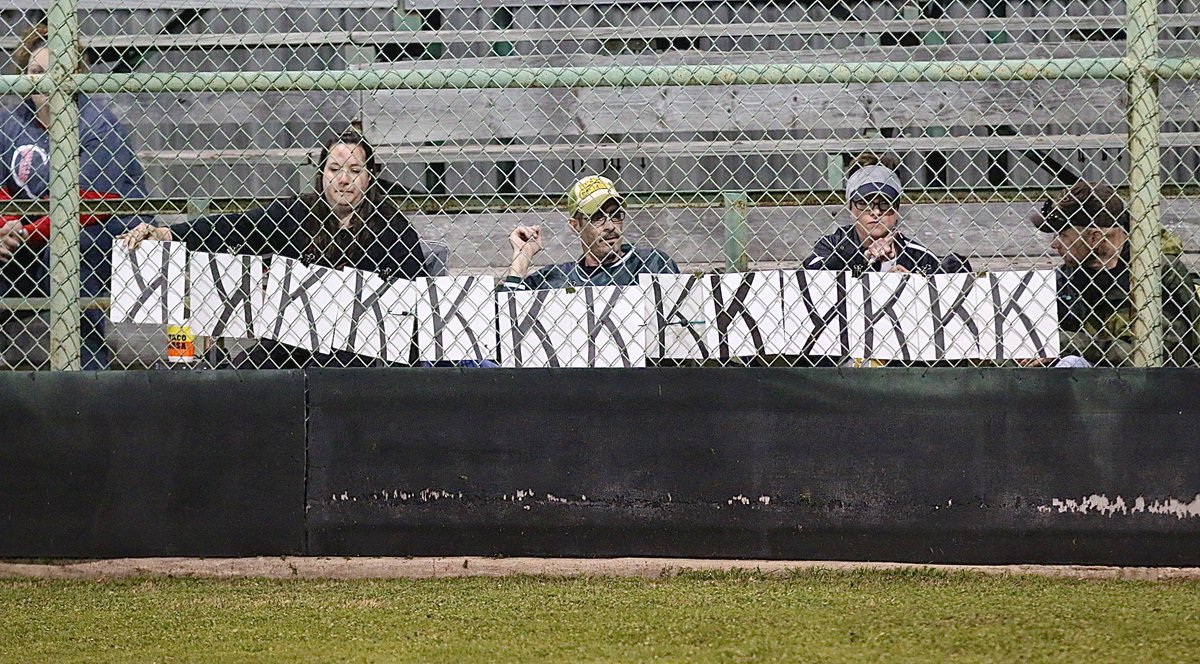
[0,370,306,557]
[306,368,1200,565]
[5,368,1197,564]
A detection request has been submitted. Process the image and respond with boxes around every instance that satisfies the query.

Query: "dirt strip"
[2,557,1200,581]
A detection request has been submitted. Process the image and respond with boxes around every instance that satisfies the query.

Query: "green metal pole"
[1155,58,1200,79]
[722,192,749,272]
[0,58,1130,96]
[1126,0,1164,367]
[46,0,82,371]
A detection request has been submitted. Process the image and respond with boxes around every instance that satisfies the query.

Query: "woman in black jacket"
[121,128,426,367]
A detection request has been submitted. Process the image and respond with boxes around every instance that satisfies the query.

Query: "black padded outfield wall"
[0,370,307,557]
[306,369,1200,566]
[3,369,1199,564]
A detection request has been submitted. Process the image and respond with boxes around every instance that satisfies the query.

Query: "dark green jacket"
[1057,231,1200,367]
[499,244,678,291]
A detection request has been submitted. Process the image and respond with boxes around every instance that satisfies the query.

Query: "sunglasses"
[580,208,627,226]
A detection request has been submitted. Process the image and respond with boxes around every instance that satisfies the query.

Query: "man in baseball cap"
[1032,180,1200,366]
[500,175,678,290]
[567,174,624,219]
[804,156,970,276]
[846,163,903,201]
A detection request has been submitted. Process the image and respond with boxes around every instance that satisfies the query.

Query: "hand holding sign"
[117,222,172,252]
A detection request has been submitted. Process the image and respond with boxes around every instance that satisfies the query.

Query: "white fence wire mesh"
[0,1,1198,369]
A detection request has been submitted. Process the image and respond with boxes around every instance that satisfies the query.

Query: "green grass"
[2,569,1198,662]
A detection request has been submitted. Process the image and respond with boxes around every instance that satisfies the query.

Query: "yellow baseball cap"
[567,175,623,217]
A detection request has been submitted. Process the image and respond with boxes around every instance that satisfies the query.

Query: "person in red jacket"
[0,24,148,369]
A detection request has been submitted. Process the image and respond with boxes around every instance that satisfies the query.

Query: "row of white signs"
[111,242,1061,366]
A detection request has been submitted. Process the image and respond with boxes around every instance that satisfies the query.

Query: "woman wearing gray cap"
[803,159,969,276]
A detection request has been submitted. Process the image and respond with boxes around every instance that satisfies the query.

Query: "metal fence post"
[1126,0,1164,367]
[46,0,83,371]
[825,155,845,195]
[722,192,749,273]
[186,198,210,222]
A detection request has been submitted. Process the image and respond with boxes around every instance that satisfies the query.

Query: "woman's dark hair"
[310,128,381,192]
[11,24,87,75]
[300,128,386,269]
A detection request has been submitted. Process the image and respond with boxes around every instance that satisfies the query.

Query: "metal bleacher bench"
[58,0,1195,273]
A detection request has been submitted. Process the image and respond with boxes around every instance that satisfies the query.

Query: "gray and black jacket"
[803,225,970,276]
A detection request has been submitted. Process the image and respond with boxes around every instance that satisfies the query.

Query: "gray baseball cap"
[845,164,902,202]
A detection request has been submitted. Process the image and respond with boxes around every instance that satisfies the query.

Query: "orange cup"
[166,325,196,363]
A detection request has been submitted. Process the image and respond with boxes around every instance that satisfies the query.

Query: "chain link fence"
[0,0,1198,369]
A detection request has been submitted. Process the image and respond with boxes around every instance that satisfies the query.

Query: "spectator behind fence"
[499,175,678,291]
[1028,181,1200,367]
[120,128,426,368]
[804,157,970,276]
[0,23,148,369]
